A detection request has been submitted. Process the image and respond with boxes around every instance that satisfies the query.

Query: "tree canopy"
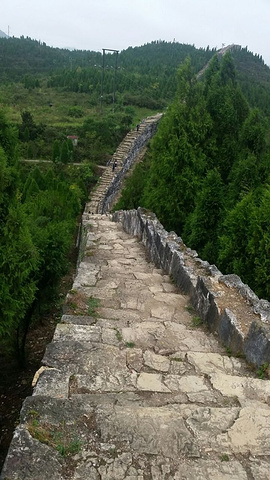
[115,53,270,300]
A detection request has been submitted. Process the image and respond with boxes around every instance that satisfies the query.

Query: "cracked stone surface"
[2,214,270,480]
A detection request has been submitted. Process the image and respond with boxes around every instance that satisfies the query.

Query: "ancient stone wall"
[2,116,270,480]
[112,208,270,367]
[100,116,162,214]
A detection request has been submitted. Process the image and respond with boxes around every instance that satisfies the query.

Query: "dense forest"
[115,53,270,301]
[0,108,97,363]
[1,36,270,363]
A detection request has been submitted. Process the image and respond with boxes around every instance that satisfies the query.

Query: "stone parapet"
[113,207,270,367]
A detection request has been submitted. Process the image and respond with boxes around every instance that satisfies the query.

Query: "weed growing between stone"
[256,363,269,379]
[87,297,101,317]
[27,416,83,457]
[114,328,123,342]
[191,316,202,327]
[171,357,183,362]
[220,454,230,462]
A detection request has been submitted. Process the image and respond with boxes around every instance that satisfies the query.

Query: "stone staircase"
[2,213,270,480]
[87,115,162,215]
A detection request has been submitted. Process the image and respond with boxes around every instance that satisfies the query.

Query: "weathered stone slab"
[122,322,166,349]
[137,373,170,392]
[249,460,270,480]
[186,406,240,445]
[163,375,216,403]
[61,314,97,325]
[43,342,128,375]
[150,303,175,320]
[96,405,199,458]
[216,406,270,455]
[191,276,220,332]
[126,348,143,372]
[0,427,63,480]
[133,272,164,284]
[209,372,270,404]
[98,307,142,323]
[170,249,196,295]
[143,350,170,372]
[74,371,138,392]
[187,352,243,376]
[173,459,248,479]
[33,369,70,399]
[53,324,102,343]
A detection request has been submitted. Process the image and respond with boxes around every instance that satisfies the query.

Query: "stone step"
[2,150,270,479]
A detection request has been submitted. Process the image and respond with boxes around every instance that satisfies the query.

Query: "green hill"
[1,37,270,114]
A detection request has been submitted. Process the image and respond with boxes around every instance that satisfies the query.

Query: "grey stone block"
[170,250,196,295]
[244,321,270,367]
[218,308,245,354]
[0,427,63,480]
[191,276,220,332]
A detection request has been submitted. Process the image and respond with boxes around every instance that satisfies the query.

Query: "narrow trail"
[1,116,270,480]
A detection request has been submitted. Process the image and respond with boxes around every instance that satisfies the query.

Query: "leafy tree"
[60,140,69,164]
[52,139,61,163]
[0,143,39,363]
[114,156,151,210]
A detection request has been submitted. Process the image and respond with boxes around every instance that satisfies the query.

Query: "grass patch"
[185,304,195,314]
[125,342,135,348]
[27,418,82,457]
[171,357,183,362]
[114,328,122,342]
[87,296,101,317]
[191,316,202,327]
[68,301,78,311]
[225,346,232,357]
[257,362,269,379]
[220,454,230,462]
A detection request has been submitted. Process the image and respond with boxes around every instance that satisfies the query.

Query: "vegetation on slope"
[0,109,96,363]
[115,53,270,301]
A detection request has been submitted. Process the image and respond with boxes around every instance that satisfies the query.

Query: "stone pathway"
[88,116,161,215]
[2,214,270,480]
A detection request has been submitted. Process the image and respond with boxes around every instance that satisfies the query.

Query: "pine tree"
[142,59,212,232]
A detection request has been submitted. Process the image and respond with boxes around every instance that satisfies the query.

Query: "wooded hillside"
[115,53,270,301]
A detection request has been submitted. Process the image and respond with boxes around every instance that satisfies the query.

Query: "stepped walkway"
[2,115,270,479]
[88,115,162,215]
[2,213,270,479]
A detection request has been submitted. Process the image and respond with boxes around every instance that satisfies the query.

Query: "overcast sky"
[2,0,270,65]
